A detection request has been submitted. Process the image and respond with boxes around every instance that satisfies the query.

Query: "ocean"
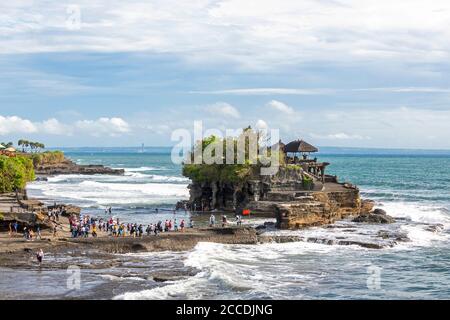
[17,147,450,299]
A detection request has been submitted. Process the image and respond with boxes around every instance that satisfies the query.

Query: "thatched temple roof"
[284,139,318,153]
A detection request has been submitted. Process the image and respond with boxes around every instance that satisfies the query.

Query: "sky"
[1,0,450,149]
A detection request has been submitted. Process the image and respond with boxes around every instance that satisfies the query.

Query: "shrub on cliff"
[182,127,283,184]
[31,151,65,166]
[302,175,313,189]
[0,155,35,193]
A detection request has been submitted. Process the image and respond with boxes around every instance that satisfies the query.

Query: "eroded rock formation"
[186,165,380,229]
[35,158,124,176]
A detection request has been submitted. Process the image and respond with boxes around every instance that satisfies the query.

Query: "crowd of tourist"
[67,212,197,239]
[8,205,246,241]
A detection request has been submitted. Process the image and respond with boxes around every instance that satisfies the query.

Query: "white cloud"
[2,0,450,69]
[353,87,450,93]
[75,117,130,137]
[0,115,37,135]
[0,115,130,138]
[40,118,70,135]
[205,102,240,119]
[267,100,295,115]
[309,133,370,140]
[255,119,268,130]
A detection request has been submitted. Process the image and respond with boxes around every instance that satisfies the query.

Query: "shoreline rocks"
[35,158,124,176]
[352,212,395,224]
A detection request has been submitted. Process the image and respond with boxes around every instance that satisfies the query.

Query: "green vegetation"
[30,151,65,166]
[286,164,302,172]
[302,174,313,190]
[0,155,35,193]
[182,127,284,184]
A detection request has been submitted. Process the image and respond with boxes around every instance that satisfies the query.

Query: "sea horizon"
[46,145,450,156]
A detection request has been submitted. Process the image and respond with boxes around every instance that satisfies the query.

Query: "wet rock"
[373,209,387,215]
[336,240,385,249]
[264,221,276,228]
[152,275,184,282]
[255,230,265,236]
[425,224,444,233]
[352,213,395,224]
[151,270,196,283]
[377,230,410,242]
[360,199,375,214]
[130,243,147,252]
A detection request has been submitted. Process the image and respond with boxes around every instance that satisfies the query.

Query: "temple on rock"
[182,136,374,230]
[275,139,331,183]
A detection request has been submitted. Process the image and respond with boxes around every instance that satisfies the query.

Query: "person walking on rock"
[36,249,44,267]
[222,215,228,228]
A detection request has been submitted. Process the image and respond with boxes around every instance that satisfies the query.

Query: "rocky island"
[32,151,124,176]
[182,132,387,230]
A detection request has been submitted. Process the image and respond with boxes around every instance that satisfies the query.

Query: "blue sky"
[1,0,450,149]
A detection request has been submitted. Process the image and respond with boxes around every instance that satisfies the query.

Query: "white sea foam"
[126,173,189,183]
[113,202,450,300]
[397,225,447,248]
[114,241,343,300]
[123,166,167,172]
[381,202,450,226]
[100,274,146,282]
[28,178,189,206]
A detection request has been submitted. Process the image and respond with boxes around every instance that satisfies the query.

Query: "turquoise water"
[321,154,450,204]
[25,148,450,300]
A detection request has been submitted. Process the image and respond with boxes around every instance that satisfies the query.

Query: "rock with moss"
[182,129,314,211]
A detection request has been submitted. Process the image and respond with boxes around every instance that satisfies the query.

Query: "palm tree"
[18,139,28,152]
[37,143,45,152]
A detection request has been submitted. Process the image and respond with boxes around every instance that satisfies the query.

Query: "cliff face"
[275,188,374,229]
[187,166,313,212]
[186,164,375,229]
